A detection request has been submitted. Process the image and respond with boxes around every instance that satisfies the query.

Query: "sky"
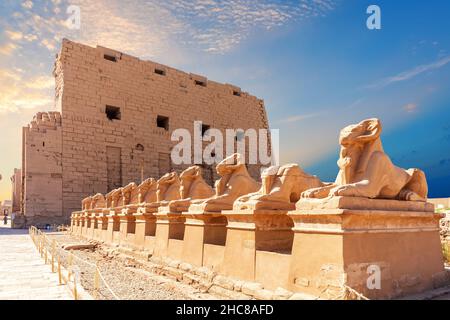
[0,0,449,201]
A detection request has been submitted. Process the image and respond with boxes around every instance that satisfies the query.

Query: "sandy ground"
[46,232,219,300]
[46,231,450,301]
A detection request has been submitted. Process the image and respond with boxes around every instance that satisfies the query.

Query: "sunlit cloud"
[3,0,337,57]
[5,30,24,41]
[0,43,19,56]
[0,0,337,115]
[0,69,53,114]
[25,75,54,89]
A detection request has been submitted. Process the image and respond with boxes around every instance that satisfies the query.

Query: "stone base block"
[154,212,186,258]
[221,209,294,282]
[288,196,445,299]
[181,211,228,267]
[118,212,136,248]
[106,214,121,245]
[133,213,157,252]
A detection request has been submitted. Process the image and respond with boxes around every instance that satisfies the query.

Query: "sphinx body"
[142,178,158,204]
[105,188,122,209]
[166,166,215,212]
[189,153,260,212]
[90,193,106,209]
[81,196,93,211]
[234,163,326,210]
[127,178,157,205]
[302,118,428,202]
[154,171,181,205]
[118,182,137,207]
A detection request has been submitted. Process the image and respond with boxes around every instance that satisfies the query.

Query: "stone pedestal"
[288,196,446,299]
[154,206,186,259]
[94,215,108,241]
[181,211,228,267]
[87,213,97,239]
[70,213,78,234]
[118,209,136,248]
[133,205,158,252]
[221,209,294,282]
[106,210,121,245]
[71,212,82,235]
[80,214,89,237]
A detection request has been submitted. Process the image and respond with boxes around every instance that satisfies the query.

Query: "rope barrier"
[28,226,121,300]
[29,225,370,301]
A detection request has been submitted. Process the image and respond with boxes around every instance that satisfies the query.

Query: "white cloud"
[403,103,417,113]
[22,0,33,9]
[368,55,450,89]
[278,112,322,123]
[40,38,56,51]
[158,0,336,53]
[5,0,336,59]
[24,34,38,42]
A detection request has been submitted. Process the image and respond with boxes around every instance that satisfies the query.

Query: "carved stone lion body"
[116,178,158,215]
[90,193,106,209]
[235,163,326,210]
[119,182,137,207]
[302,118,428,201]
[81,196,93,211]
[142,178,158,204]
[156,172,181,203]
[189,153,260,212]
[105,188,122,208]
[128,178,157,205]
[166,166,215,211]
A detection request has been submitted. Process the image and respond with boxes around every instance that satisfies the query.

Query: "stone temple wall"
[10,168,21,213]
[19,39,270,226]
[20,112,63,227]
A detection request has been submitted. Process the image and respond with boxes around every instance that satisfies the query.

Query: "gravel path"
[46,232,218,300]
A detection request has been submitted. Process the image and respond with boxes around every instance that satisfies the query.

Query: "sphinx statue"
[81,196,93,211]
[130,178,157,205]
[90,193,106,210]
[301,118,428,201]
[189,153,260,212]
[164,166,215,212]
[234,163,326,210]
[105,188,122,209]
[118,182,137,207]
[117,178,157,214]
[142,178,158,204]
[156,171,181,203]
